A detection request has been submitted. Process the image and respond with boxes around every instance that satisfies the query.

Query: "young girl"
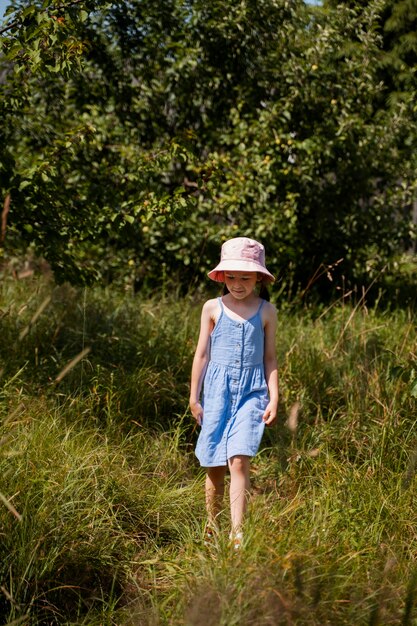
[189,237,278,547]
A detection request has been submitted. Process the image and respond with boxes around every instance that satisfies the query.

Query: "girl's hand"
[262,401,277,427]
[190,401,203,426]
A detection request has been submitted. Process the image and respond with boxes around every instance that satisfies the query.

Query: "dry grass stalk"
[18,295,52,341]
[3,402,26,428]
[0,492,22,522]
[2,615,30,626]
[54,347,91,384]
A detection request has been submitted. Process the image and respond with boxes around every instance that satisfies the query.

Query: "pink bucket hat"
[208,237,275,283]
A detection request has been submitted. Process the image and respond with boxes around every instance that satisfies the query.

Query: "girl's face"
[224,271,259,300]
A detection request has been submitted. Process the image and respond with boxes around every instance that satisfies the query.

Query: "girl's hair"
[222,281,270,301]
[259,283,270,301]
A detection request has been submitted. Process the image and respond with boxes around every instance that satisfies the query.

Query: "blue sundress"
[195,297,269,467]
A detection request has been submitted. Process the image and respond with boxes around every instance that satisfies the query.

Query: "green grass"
[0,275,416,624]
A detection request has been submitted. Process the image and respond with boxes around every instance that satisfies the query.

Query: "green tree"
[323,0,417,99]
[1,0,415,297]
[109,0,415,295]
[0,0,196,283]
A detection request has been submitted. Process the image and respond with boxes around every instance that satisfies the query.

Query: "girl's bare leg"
[228,455,250,535]
[205,466,227,526]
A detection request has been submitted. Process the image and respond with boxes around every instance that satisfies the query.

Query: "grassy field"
[0,275,416,625]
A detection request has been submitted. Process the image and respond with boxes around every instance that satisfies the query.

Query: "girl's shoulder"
[262,299,277,313]
[202,297,219,312]
[201,297,221,324]
[261,300,277,326]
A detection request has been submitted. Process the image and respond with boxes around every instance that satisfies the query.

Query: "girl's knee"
[228,455,250,473]
[207,465,227,487]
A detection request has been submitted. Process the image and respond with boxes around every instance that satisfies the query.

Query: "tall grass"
[0,275,416,624]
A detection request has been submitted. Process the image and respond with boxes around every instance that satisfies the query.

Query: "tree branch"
[1,194,10,244]
[0,0,88,36]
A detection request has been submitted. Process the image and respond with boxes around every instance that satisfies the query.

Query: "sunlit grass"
[0,275,416,624]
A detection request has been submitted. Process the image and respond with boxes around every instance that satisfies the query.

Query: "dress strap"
[257,298,266,314]
[214,296,224,327]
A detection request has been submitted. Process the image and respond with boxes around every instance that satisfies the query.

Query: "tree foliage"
[0,0,416,296]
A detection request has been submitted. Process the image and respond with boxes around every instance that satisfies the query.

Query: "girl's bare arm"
[263,303,279,426]
[189,300,215,424]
